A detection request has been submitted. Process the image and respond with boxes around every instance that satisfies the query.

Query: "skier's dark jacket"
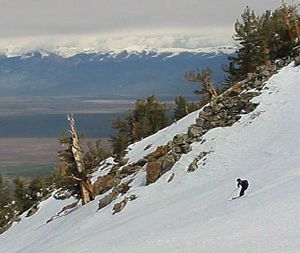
[237,179,249,189]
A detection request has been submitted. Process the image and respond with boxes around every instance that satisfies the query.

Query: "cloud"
[0,28,235,56]
[0,0,282,38]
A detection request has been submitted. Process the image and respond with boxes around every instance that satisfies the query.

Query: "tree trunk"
[68,115,94,205]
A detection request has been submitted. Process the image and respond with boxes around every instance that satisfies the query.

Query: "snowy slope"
[1,64,300,253]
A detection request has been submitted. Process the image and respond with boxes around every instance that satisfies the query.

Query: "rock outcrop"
[93,58,297,214]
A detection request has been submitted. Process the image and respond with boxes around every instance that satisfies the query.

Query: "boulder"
[26,203,39,217]
[295,56,300,66]
[179,143,192,154]
[115,179,133,195]
[203,106,213,113]
[172,146,183,154]
[93,175,121,195]
[160,154,176,174]
[113,197,129,215]
[119,158,129,166]
[265,64,277,72]
[120,165,141,175]
[112,194,137,215]
[146,160,162,185]
[173,133,189,146]
[167,172,175,183]
[188,125,204,139]
[188,160,198,172]
[98,190,119,210]
[195,117,205,126]
[135,158,148,167]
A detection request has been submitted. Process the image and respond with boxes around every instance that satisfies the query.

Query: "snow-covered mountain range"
[0,46,233,98]
[1,61,299,252]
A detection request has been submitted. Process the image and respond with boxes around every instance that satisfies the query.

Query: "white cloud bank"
[0,28,235,57]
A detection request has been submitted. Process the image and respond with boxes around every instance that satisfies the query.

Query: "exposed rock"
[167,172,175,183]
[203,120,213,130]
[119,158,129,166]
[188,151,210,172]
[146,160,162,185]
[295,56,300,66]
[115,179,133,195]
[265,64,277,72]
[195,117,205,126]
[93,175,121,195]
[135,158,148,167]
[120,165,141,175]
[148,146,169,161]
[172,146,182,154]
[188,125,203,139]
[26,203,39,217]
[160,154,176,174]
[112,194,137,214]
[261,70,270,77]
[53,189,72,200]
[179,143,192,154]
[113,197,129,215]
[173,133,189,146]
[144,144,152,150]
[98,190,119,210]
[188,160,199,172]
[146,154,176,185]
[129,194,138,201]
[172,152,181,161]
[203,105,213,113]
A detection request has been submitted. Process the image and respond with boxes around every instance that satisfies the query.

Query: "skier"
[236,178,249,197]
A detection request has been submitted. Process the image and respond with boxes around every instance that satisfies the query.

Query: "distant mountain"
[0,47,233,99]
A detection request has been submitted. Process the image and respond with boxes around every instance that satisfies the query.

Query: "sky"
[0,0,289,53]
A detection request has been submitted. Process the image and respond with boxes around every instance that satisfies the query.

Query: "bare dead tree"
[281,1,300,42]
[67,115,95,205]
[185,67,218,107]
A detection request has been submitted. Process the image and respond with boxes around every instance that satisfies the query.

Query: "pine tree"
[233,7,262,77]
[0,174,14,232]
[85,139,109,170]
[28,176,46,202]
[111,95,169,159]
[173,96,198,121]
[111,118,129,159]
[223,3,300,86]
[13,176,31,213]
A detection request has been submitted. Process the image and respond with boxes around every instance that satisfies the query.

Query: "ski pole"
[227,188,238,198]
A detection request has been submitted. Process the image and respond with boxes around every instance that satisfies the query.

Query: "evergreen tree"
[111,95,169,159]
[111,118,129,159]
[13,176,31,213]
[0,174,14,232]
[129,95,169,140]
[85,139,110,170]
[28,176,46,202]
[223,3,300,86]
[173,96,198,121]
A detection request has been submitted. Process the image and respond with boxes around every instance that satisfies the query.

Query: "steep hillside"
[1,63,300,253]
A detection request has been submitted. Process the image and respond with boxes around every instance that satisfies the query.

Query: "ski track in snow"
[1,64,300,253]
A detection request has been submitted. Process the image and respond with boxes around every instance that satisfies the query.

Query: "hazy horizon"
[0,0,284,53]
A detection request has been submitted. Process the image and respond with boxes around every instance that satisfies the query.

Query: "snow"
[1,64,300,253]
[0,45,234,59]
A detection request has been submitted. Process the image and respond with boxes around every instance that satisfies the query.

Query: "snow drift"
[0,63,300,253]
